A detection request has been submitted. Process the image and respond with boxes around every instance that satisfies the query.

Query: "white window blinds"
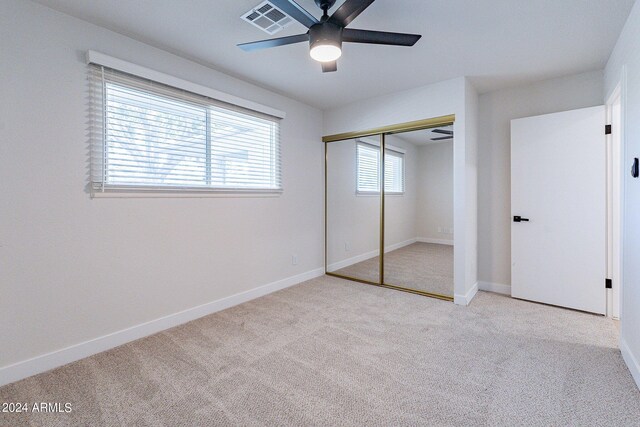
[384,150,405,194]
[356,142,380,193]
[356,142,405,194]
[89,64,281,193]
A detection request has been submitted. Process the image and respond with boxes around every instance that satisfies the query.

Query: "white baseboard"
[416,237,454,246]
[0,267,325,387]
[328,248,379,271]
[328,238,417,271]
[385,238,417,253]
[620,337,640,391]
[454,282,478,306]
[478,281,511,296]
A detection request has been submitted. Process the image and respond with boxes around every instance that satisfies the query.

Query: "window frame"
[89,61,282,196]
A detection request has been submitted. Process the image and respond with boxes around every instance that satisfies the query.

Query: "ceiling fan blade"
[321,61,337,73]
[328,0,375,28]
[342,28,421,46]
[431,136,453,141]
[269,0,319,28]
[238,33,310,52]
[432,129,453,135]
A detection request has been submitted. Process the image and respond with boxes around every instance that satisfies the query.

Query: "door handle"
[513,216,529,222]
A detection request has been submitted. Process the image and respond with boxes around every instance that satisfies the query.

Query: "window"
[384,150,405,194]
[90,65,281,193]
[356,142,380,193]
[356,141,405,194]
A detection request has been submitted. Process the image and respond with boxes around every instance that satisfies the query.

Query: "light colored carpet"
[1,275,639,426]
[333,242,453,296]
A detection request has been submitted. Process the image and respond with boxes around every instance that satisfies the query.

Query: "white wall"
[477,70,605,289]
[416,141,454,242]
[0,0,323,377]
[605,0,640,389]
[326,136,417,269]
[323,77,479,303]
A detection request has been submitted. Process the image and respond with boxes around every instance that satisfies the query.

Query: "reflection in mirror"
[383,126,454,297]
[326,137,381,284]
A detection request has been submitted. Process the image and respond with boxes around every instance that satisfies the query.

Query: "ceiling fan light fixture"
[310,43,342,62]
[309,23,342,62]
[238,0,422,73]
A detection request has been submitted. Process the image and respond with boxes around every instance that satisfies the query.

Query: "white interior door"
[511,106,606,314]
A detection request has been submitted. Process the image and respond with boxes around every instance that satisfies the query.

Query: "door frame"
[606,80,625,319]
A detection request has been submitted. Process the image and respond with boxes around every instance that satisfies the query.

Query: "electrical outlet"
[344,242,350,252]
[292,255,298,265]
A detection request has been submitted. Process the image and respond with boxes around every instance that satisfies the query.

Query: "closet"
[324,116,455,300]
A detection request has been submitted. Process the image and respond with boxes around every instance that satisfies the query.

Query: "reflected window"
[356,141,404,194]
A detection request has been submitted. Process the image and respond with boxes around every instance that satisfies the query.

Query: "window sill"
[90,188,283,199]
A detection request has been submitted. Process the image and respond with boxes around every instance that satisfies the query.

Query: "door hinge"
[605,124,612,135]
[605,278,612,289]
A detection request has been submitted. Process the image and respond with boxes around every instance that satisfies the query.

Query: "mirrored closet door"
[324,115,455,301]
[383,127,454,299]
[326,137,381,284]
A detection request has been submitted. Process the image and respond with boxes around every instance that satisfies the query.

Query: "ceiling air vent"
[241,1,294,35]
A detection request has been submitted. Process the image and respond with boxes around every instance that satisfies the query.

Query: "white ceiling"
[394,125,453,146]
[32,0,635,109]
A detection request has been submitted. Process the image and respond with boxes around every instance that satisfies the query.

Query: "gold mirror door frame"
[324,114,455,301]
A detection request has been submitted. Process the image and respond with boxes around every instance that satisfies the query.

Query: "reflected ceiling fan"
[238,0,422,72]
[431,129,453,141]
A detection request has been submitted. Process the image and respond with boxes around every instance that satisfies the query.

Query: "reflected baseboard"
[328,238,417,272]
[385,238,418,254]
[416,237,454,246]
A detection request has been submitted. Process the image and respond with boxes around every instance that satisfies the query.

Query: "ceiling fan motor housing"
[314,0,337,12]
[309,22,343,51]
[238,0,422,72]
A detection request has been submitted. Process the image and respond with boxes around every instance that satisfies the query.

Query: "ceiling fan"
[431,129,453,141]
[238,0,422,72]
